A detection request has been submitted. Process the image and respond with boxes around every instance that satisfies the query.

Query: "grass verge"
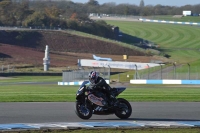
[0,76,62,83]
[0,84,200,102]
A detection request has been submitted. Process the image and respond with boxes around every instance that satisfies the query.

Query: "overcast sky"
[71,0,200,6]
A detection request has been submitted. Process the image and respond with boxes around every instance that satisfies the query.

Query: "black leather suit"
[88,76,112,97]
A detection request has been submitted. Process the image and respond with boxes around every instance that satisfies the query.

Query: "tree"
[0,0,11,6]
[140,0,145,8]
[45,6,60,18]
[23,11,44,27]
[13,1,33,26]
[0,0,16,26]
[87,0,99,6]
[124,5,129,15]
[70,12,77,20]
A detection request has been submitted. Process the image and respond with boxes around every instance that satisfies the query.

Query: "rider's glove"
[87,86,92,91]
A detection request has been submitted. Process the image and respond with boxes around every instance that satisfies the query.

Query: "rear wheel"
[74,101,93,119]
[115,98,132,119]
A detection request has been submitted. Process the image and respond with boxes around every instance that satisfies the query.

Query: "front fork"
[81,95,90,108]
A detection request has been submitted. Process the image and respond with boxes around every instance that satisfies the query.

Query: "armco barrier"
[130,80,200,84]
[58,80,110,85]
[139,18,200,26]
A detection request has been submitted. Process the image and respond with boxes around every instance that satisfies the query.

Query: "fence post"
[160,64,162,79]
[135,64,137,79]
[188,63,190,80]
[12,66,15,72]
[83,69,85,81]
[108,65,110,81]
[173,63,176,79]
[103,67,105,79]
[8,65,10,73]
[1,65,3,72]
[147,64,150,79]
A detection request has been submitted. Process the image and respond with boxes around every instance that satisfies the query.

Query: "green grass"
[105,20,200,63]
[104,20,200,74]
[0,76,62,83]
[1,84,200,102]
[0,84,76,102]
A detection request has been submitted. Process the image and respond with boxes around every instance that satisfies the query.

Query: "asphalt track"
[1,102,200,124]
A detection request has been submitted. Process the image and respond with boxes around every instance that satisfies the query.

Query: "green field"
[0,76,62,83]
[105,20,200,64]
[1,83,200,102]
[104,18,200,76]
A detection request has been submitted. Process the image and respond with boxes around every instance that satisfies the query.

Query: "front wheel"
[74,101,93,120]
[115,98,132,119]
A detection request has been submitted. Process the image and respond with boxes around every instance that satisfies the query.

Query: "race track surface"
[1,102,200,124]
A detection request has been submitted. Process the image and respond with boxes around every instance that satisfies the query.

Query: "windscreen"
[79,81,90,88]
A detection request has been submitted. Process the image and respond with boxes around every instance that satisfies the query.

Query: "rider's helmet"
[88,71,98,83]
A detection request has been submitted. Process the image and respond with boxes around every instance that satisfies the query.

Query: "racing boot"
[108,93,117,106]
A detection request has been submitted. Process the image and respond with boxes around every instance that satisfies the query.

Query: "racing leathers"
[88,76,115,105]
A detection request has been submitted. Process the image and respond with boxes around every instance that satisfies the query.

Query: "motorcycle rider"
[88,71,116,106]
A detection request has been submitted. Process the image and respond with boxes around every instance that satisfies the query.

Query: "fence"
[62,67,110,82]
[1,65,15,73]
[115,73,200,82]
[115,64,200,82]
[1,64,199,82]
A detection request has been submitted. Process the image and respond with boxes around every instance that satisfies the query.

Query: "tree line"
[0,0,200,38]
[94,0,200,16]
[0,0,114,39]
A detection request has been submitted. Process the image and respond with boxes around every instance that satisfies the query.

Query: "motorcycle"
[75,81,132,119]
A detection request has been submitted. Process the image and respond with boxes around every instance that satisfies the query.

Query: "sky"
[71,0,200,6]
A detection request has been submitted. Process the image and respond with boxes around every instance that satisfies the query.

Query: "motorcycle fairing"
[88,94,104,106]
[112,87,126,96]
[79,81,89,88]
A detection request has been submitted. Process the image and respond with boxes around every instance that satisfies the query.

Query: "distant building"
[183,11,192,16]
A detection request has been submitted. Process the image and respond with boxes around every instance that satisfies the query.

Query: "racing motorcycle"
[75,81,132,119]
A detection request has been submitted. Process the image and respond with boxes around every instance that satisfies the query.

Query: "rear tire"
[115,98,132,119]
[74,101,93,120]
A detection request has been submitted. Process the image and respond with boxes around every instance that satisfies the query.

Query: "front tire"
[75,101,93,120]
[115,98,132,119]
